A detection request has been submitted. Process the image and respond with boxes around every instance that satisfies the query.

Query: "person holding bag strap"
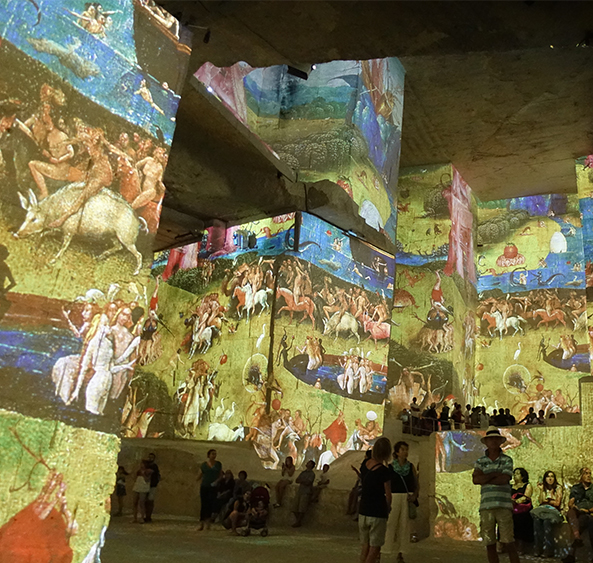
[358,437,392,563]
[384,441,418,563]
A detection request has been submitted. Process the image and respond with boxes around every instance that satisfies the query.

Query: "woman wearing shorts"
[358,437,392,563]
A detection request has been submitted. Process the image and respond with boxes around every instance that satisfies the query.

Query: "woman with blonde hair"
[358,437,392,563]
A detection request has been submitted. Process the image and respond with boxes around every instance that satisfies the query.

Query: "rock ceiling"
[155,1,593,250]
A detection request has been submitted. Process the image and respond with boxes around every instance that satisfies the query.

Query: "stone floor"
[101,518,565,563]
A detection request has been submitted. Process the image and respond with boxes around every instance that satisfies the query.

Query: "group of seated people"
[209,470,264,535]
[510,466,593,562]
[212,459,331,535]
[403,400,554,435]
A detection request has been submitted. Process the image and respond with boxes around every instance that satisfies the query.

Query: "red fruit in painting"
[271,398,281,410]
[536,383,544,392]
[219,354,228,365]
[476,363,484,371]
[326,230,332,236]
[503,243,518,259]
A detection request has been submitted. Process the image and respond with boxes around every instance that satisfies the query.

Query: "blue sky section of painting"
[0,0,179,145]
[477,195,585,294]
[297,213,394,298]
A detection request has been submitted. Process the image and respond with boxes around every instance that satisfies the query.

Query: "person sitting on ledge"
[311,464,330,503]
[226,491,251,535]
[563,467,593,563]
[274,457,295,508]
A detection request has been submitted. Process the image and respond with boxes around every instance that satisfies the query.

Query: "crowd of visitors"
[195,449,331,533]
[473,427,593,563]
[405,399,553,435]
[113,430,593,563]
[113,448,332,533]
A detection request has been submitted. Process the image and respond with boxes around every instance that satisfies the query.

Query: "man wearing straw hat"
[473,427,521,563]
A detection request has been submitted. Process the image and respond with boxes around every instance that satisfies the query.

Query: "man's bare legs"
[486,542,520,563]
[360,544,381,563]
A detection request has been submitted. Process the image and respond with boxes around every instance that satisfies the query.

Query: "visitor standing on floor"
[132,460,152,523]
[197,449,222,530]
[358,437,392,563]
[114,465,129,516]
[145,453,160,523]
[384,441,418,562]
[292,460,315,527]
[472,427,520,563]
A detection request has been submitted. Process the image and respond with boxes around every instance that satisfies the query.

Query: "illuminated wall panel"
[387,165,477,417]
[195,59,405,241]
[575,155,593,374]
[475,194,586,419]
[0,1,188,558]
[270,213,394,468]
[142,212,395,469]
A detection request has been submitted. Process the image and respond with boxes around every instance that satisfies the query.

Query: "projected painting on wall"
[0,1,188,560]
[195,58,405,241]
[475,194,586,420]
[137,212,394,468]
[0,410,118,562]
[576,155,593,376]
[270,213,393,468]
[0,0,189,434]
[387,164,477,418]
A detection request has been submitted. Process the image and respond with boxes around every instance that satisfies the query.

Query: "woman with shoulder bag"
[511,467,533,555]
[384,441,419,563]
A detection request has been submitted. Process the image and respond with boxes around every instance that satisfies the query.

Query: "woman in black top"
[359,437,392,563]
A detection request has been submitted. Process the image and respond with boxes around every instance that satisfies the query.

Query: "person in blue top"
[197,449,222,530]
[472,427,520,563]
